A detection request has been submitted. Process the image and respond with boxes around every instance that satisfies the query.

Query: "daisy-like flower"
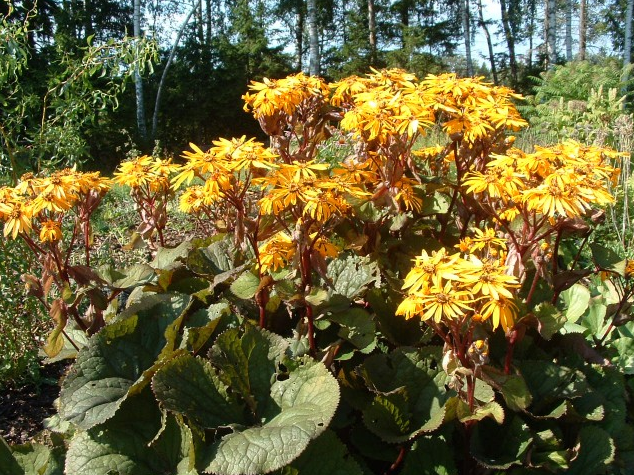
[402,248,461,292]
[461,255,519,301]
[3,201,32,239]
[479,296,518,331]
[39,219,62,243]
[258,232,296,274]
[401,281,473,323]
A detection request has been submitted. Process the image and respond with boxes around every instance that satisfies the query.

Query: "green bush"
[1,70,633,475]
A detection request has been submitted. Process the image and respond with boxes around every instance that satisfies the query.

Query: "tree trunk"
[527,0,536,67]
[623,0,633,101]
[545,0,557,67]
[462,0,473,76]
[565,0,572,61]
[205,0,212,44]
[500,0,518,84]
[579,0,587,60]
[295,0,304,71]
[476,0,498,83]
[151,4,197,140]
[368,0,377,66]
[307,0,319,75]
[133,0,148,146]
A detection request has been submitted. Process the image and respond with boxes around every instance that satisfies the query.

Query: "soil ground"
[0,361,68,445]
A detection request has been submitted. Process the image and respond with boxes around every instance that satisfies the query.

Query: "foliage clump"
[1,68,633,475]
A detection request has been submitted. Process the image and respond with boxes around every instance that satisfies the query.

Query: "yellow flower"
[179,186,206,213]
[469,227,508,253]
[3,201,32,239]
[258,232,296,274]
[31,191,74,215]
[39,219,62,242]
[479,297,518,332]
[311,234,340,258]
[461,255,519,301]
[402,248,461,292]
[398,281,473,323]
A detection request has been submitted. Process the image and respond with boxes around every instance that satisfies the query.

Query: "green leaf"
[590,243,626,276]
[64,390,167,475]
[359,348,448,442]
[9,443,64,475]
[151,241,194,270]
[202,359,340,475]
[0,437,22,475]
[470,416,532,469]
[278,430,363,475]
[580,296,610,339]
[59,293,190,430]
[210,325,288,417]
[420,191,450,215]
[152,353,245,428]
[560,284,591,323]
[186,237,235,275]
[518,361,588,416]
[327,308,377,353]
[181,301,231,353]
[366,288,424,346]
[327,254,380,300]
[100,263,156,289]
[534,302,566,340]
[568,426,615,475]
[401,433,457,475]
[229,271,260,299]
[480,366,533,412]
[611,337,634,374]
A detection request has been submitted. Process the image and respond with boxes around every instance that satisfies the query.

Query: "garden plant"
[1,69,633,475]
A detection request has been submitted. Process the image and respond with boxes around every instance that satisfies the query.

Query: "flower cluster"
[0,169,110,242]
[113,155,180,246]
[397,228,519,332]
[463,140,620,220]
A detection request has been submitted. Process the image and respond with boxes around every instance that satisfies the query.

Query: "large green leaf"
[186,237,235,275]
[480,366,533,412]
[277,430,363,475]
[590,243,626,276]
[59,293,191,430]
[470,416,532,469]
[210,325,288,417]
[229,271,260,299]
[534,302,566,340]
[152,353,246,428]
[202,359,340,475]
[560,284,591,323]
[150,241,194,270]
[8,443,64,475]
[327,308,377,353]
[400,433,457,475]
[611,337,634,374]
[327,254,380,299]
[518,360,588,416]
[568,426,615,475]
[359,347,448,442]
[99,263,156,289]
[0,437,23,475]
[64,390,181,475]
